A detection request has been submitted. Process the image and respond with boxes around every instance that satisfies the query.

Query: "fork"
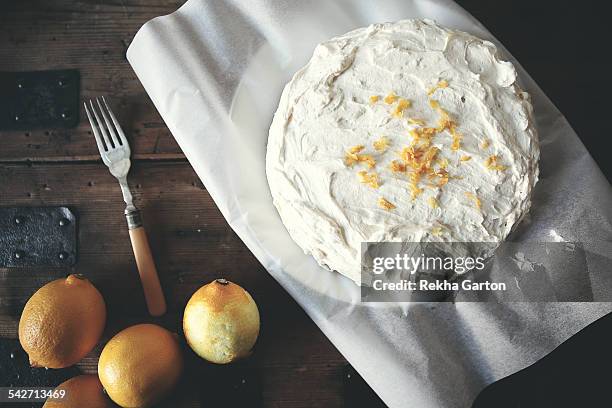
[84,96,167,317]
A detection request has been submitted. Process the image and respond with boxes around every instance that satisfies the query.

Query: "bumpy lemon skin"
[18,274,106,369]
[98,324,183,408]
[183,279,260,364]
[43,375,115,408]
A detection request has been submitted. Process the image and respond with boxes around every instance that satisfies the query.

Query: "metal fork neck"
[118,176,134,207]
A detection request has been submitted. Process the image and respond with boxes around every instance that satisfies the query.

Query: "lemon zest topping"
[357,170,380,188]
[428,168,449,187]
[378,197,396,210]
[373,136,390,152]
[450,132,462,151]
[480,138,490,149]
[359,155,376,169]
[384,92,399,104]
[390,160,407,173]
[430,99,463,151]
[484,155,507,171]
[398,145,441,200]
[392,98,411,118]
[345,145,376,168]
[346,90,473,207]
[427,79,449,96]
[409,127,437,148]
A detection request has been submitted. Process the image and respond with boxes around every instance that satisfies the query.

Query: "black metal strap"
[0,207,77,267]
[0,69,80,130]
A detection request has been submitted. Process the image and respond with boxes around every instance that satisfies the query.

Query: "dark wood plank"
[0,0,188,161]
[0,161,345,407]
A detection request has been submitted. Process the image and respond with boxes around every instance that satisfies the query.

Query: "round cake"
[266,19,539,284]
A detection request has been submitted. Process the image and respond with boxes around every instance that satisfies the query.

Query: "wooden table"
[0,1,363,407]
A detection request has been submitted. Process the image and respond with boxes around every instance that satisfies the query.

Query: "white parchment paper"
[127,1,612,407]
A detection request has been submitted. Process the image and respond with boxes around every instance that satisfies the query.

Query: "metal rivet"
[17,83,23,89]
[58,252,68,260]
[60,109,71,120]
[14,216,23,225]
[9,352,15,359]
[58,80,64,86]
[59,218,70,226]
[14,250,24,259]
[14,115,19,121]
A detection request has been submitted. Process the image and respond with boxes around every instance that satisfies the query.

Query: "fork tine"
[84,102,107,154]
[102,96,128,146]
[89,100,114,150]
[96,97,120,148]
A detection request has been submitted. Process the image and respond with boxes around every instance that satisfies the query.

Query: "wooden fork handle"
[126,209,167,317]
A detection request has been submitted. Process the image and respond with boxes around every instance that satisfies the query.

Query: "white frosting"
[266,19,539,284]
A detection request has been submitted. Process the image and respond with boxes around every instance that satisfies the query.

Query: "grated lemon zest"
[378,197,396,210]
[373,136,390,152]
[392,98,411,118]
[345,145,376,168]
[484,155,507,171]
[384,92,399,104]
[390,160,407,173]
[357,170,380,188]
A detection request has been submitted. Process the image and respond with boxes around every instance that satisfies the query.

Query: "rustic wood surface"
[0,1,352,407]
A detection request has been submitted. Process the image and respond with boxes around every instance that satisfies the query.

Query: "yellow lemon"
[183,278,260,364]
[43,375,115,408]
[98,324,183,408]
[19,274,106,368]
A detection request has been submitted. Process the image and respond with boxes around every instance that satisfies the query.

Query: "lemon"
[19,274,106,368]
[98,324,183,408]
[183,278,260,364]
[43,375,114,408]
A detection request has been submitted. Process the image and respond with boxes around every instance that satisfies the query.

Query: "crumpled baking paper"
[126,1,612,406]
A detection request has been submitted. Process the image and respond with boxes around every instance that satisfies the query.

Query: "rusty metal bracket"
[0,207,77,267]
